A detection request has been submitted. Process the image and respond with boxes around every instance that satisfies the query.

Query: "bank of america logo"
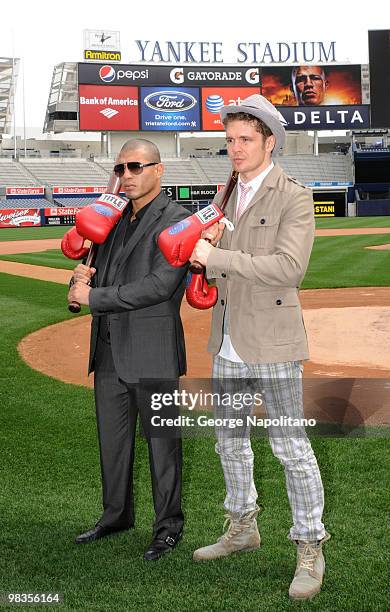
[100,108,118,119]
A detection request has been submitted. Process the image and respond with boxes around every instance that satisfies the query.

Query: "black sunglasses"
[113,161,159,176]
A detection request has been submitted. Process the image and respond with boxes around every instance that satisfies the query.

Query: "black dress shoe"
[75,524,127,544]
[143,532,182,561]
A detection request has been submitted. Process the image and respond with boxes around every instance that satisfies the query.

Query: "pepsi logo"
[99,65,116,83]
[144,91,196,112]
[205,94,224,114]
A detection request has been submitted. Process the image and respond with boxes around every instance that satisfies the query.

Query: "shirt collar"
[125,194,157,221]
[238,161,274,193]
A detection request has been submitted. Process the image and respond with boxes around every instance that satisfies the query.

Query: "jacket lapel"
[235,165,283,225]
[220,184,237,249]
[96,218,124,286]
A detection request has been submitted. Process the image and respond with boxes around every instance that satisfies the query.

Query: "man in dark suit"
[68,139,190,560]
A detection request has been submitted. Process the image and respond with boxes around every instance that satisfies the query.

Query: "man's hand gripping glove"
[158,203,228,267]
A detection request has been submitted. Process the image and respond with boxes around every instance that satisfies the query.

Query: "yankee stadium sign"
[130,40,337,64]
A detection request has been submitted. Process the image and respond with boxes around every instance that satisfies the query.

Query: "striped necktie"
[236,183,251,222]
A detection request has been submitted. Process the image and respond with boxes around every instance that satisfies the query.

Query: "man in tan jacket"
[190,94,330,601]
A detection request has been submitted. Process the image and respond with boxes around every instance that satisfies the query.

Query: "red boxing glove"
[185,272,218,310]
[158,203,224,267]
[61,227,90,260]
[76,192,128,244]
[75,174,127,244]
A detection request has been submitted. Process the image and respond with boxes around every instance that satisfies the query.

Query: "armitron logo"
[85,50,121,61]
[99,65,116,83]
[100,108,119,119]
[144,91,196,112]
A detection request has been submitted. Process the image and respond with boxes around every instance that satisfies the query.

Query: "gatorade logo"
[99,65,116,83]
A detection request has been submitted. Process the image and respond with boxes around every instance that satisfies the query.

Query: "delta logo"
[99,65,116,83]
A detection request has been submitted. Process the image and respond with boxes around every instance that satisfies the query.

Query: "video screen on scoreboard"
[368,30,390,128]
[262,65,363,107]
[355,158,390,183]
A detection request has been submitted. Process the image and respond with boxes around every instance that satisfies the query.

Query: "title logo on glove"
[195,204,220,225]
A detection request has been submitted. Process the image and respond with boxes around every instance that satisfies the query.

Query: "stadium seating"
[0,155,353,194]
[196,157,233,183]
[277,154,353,184]
[19,159,109,186]
[0,197,50,209]
[0,159,39,186]
[52,196,98,207]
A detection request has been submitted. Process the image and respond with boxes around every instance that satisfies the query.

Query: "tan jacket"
[206,164,314,363]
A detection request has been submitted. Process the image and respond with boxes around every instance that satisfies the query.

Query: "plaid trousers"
[212,355,325,541]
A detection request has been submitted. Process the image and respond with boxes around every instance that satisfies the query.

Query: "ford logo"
[144,91,197,113]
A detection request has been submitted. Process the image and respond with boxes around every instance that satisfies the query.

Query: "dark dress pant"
[93,337,184,538]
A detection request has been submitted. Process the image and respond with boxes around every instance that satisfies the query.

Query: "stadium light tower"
[0,57,20,152]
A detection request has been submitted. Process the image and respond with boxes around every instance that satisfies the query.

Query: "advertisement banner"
[190,185,219,199]
[313,191,346,217]
[44,208,81,216]
[52,186,107,194]
[78,63,173,86]
[43,208,81,226]
[0,209,41,228]
[78,63,261,88]
[262,64,363,107]
[140,87,200,131]
[278,105,370,130]
[78,85,139,131]
[201,87,261,130]
[161,186,178,199]
[168,66,260,87]
[84,50,121,62]
[6,186,45,196]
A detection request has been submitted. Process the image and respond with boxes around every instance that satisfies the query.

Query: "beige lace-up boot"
[289,532,331,600]
[193,506,261,561]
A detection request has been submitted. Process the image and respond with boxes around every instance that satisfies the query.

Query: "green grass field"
[0,214,389,243]
[0,226,70,241]
[0,219,389,610]
[1,231,390,289]
[0,249,75,270]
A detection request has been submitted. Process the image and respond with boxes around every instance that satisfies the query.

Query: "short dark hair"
[222,112,273,140]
